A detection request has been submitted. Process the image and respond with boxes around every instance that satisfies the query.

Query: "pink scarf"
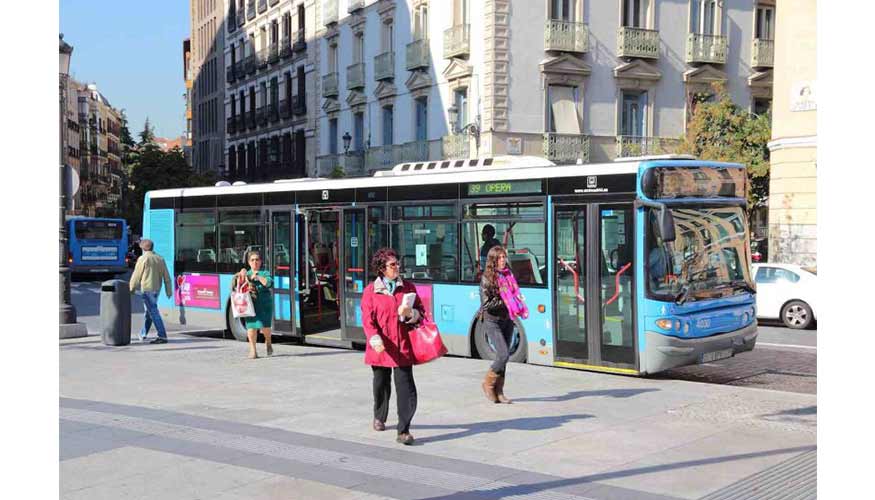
[497,268,529,321]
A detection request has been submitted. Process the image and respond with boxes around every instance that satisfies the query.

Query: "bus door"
[553,203,636,372]
[298,208,342,334]
[269,210,296,336]
[341,208,367,342]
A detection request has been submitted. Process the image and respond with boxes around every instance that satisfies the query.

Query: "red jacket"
[361,277,425,367]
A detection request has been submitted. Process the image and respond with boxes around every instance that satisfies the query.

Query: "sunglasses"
[385,262,400,268]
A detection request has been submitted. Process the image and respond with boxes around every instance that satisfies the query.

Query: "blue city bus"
[142,155,756,375]
[68,217,129,277]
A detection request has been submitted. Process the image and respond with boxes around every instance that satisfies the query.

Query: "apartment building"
[768,0,815,267]
[63,76,81,204]
[313,0,775,176]
[191,0,226,175]
[75,83,124,217]
[224,0,317,182]
[183,38,194,166]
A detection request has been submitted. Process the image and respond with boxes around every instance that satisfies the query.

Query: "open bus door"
[268,210,296,336]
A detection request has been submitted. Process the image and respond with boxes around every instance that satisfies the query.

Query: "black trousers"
[484,317,514,374]
[372,366,417,435]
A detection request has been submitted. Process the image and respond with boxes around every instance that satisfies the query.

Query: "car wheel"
[474,318,527,363]
[781,300,813,330]
[226,303,249,341]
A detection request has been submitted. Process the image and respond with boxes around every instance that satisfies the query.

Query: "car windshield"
[646,206,753,302]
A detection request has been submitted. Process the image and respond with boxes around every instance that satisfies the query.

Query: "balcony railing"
[258,106,268,126]
[279,99,291,119]
[227,10,237,32]
[294,31,307,52]
[257,0,267,14]
[257,49,268,68]
[442,134,470,159]
[544,20,589,53]
[268,44,279,63]
[237,115,247,130]
[400,140,430,162]
[751,38,774,68]
[269,0,279,6]
[347,0,364,13]
[617,27,660,59]
[238,7,246,26]
[374,52,394,81]
[543,133,590,164]
[323,72,339,97]
[685,33,727,64]
[344,152,365,176]
[245,55,256,74]
[347,62,365,89]
[365,145,401,171]
[615,136,680,158]
[443,24,470,59]
[317,154,340,175]
[406,38,430,70]
[248,111,258,129]
[235,60,245,78]
[268,102,279,122]
[247,3,256,20]
[280,37,292,58]
[226,66,236,83]
[323,0,338,26]
[294,95,307,115]
[227,116,237,134]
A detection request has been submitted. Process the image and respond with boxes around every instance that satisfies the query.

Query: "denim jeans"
[140,291,167,339]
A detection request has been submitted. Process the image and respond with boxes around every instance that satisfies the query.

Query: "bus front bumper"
[70,266,128,275]
[642,322,758,375]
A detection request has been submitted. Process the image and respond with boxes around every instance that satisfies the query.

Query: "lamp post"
[447,104,481,157]
[342,131,352,154]
[59,34,87,339]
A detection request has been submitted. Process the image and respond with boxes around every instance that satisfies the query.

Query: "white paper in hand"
[401,293,417,309]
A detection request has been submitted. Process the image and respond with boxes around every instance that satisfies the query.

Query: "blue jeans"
[140,291,167,339]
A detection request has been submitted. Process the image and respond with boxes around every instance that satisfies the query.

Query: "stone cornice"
[768,136,817,152]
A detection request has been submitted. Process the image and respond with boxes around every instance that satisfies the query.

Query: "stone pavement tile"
[60,418,102,435]
[61,446,196,493]
[208,475,395,500]
[59,431,128,462]
[61,449,272,500]
[592,425,816,499]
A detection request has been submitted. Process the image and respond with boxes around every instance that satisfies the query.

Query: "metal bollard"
[100,280,131,346]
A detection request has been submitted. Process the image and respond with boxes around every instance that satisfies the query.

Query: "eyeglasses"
[385,262,399,268]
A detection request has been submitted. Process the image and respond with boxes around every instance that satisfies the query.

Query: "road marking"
[758,342,816,350]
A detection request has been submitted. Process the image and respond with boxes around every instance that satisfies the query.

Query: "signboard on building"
[506,137,523,155]
[790,81,817,112]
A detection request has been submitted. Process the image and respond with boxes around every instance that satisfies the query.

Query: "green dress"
[241,270,273,329]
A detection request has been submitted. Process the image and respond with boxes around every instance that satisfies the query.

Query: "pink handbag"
[409,319,448,365]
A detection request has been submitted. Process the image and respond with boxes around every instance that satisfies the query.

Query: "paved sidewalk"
[60,334,816,500]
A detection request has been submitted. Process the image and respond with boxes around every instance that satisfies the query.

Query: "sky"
[60,0,191,140]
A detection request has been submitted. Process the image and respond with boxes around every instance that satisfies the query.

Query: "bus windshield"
[74,220,124,241]
[646,206,753,303]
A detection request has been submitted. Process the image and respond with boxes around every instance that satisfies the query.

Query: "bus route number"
[468,182,512,196]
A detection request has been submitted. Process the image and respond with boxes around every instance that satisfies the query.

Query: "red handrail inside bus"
[558,258,585,304]
[604,262,632,306]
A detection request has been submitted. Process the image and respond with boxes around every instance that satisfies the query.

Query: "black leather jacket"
[480,276,508,320]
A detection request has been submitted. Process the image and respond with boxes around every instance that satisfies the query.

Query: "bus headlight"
[655,318,673,331]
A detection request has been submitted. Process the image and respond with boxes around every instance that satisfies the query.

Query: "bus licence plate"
[700,348,733,364]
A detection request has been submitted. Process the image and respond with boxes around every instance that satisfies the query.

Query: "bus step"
[303,332,354,350]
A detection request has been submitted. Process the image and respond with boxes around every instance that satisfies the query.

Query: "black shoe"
[396,433,414,445]
[373,419,386,432]
[150,338,168,344]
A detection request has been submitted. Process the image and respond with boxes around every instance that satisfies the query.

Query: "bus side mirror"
[659,208,676,243]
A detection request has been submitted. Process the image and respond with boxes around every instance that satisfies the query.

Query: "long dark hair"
[371,247,399,278]
[482,245,507,291]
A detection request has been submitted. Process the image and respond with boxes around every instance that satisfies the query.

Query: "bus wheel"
[473,318,527,364]
[226,305,249,342]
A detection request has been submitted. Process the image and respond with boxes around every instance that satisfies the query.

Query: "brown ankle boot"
[482,370,500,403]
[495,373,512,404]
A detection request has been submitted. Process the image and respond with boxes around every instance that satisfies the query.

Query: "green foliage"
[677,82,771,211]
[329,166,346,179]
[139,117,156,145]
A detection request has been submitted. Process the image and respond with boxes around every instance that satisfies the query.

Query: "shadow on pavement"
[416,445,816,500]
[414,414,594,444]
[512,388,659,403]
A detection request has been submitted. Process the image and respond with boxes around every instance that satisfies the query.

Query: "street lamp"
[59,33,87,339]
[447,104,481,157]
[342,131,352,154]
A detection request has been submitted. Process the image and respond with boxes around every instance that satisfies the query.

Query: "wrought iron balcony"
[347,62,365,89]
[280,37,292,58]
[279,99,291,119]
[226,66,236,83]
[227,10,237,33]
[293,31,307,52]
[442,134,470,160]
[235,60,245,78]
[248,111,258,129]
[545,20,589,53]
[257,0,267,14]
[268,102,279,122]
[615,136,679,158]
[247,2,256,20]
[543,133,590,164]
[245,55,256,74]
[365,145,402,171]
[268,44,279,63]
[443,24,470,59]
[269,0,279,6]
[323,72,339,97]
[344,152,365,176]
[400,140,430,162]
[374,52,394,81]
[751,38,774,68]
[238,7,246,26]
[323,0,338,26]
[317,154,341,175]
[227,116,237,134]
[685,33,727,64]
[617,27,660,59]
[237,115,246,130]
[406,38,430,70]
[257,49,268,68]
[294,95,307,115]
[257,106,268,126]
[348,0,364,13]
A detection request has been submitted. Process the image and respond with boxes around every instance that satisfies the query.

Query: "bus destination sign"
[467,180,542,197]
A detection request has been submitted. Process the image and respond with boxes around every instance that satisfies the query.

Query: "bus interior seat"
[508,249,542,285]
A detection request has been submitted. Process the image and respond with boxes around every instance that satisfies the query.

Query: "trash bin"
[100,280,131,346]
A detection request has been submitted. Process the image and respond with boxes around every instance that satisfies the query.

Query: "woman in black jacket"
[479,245,518,404]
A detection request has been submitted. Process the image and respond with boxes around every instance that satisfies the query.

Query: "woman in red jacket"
[361,247,425,445]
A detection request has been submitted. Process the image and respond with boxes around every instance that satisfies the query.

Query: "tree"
[676,82,770,213]
[139,117,156,146]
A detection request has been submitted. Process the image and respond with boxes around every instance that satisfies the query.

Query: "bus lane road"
[660,325,817,394]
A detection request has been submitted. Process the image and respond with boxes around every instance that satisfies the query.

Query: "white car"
[751,263,818,329]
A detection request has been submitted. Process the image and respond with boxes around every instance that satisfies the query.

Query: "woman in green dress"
[232,251,274,359]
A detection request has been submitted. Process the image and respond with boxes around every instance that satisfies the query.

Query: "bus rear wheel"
[226,304,249,342]
[474,318,527,364]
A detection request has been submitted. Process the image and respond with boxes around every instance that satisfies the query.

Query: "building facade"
[191,0,226,175]
[310,0,774,177]
[223,0,317,182]
[183,38,194,166]
[75,83,125,217]
[767,0,815,267]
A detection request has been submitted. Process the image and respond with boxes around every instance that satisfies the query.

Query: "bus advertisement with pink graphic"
[175,273,221,309]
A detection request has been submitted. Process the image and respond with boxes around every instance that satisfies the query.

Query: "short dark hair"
[371,247,399,278]
[482,224,496,239]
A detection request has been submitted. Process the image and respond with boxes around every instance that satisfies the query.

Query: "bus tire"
[473,318,527,364]
[226,303,249,342]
